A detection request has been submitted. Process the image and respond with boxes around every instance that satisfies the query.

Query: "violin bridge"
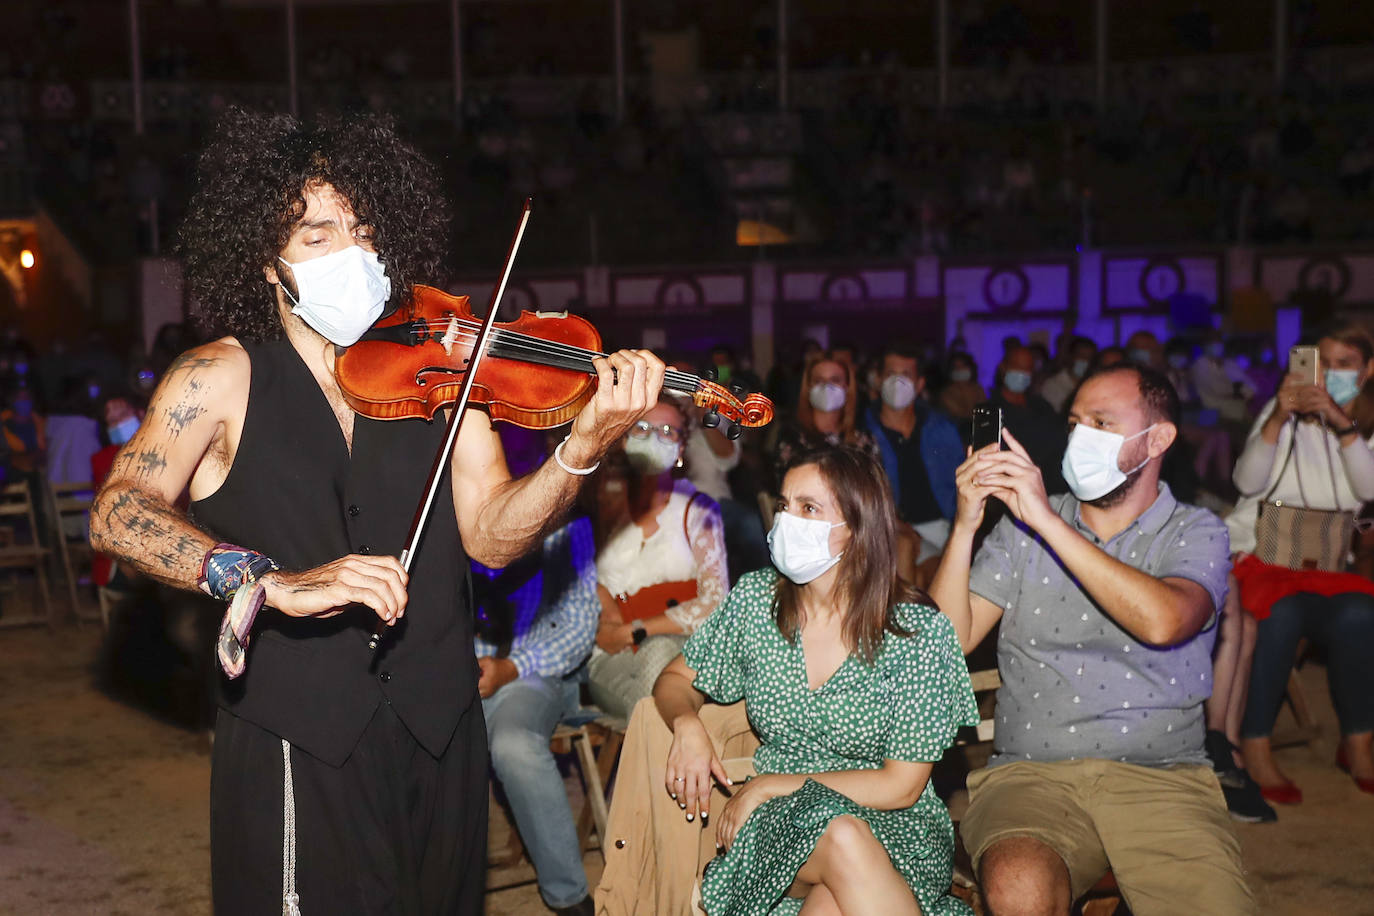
[440,315,460,356]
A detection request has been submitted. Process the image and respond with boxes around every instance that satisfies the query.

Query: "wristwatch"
[630,620,648,646]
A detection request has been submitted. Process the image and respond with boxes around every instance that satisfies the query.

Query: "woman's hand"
[665,714,732,823]
[715,774,781,851]
[1274,373,1347,427]
[596,620,634,654]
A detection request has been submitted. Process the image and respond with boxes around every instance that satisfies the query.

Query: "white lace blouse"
[595,478,729,633]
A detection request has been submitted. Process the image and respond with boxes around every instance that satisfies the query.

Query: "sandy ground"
[0,611,1371,915]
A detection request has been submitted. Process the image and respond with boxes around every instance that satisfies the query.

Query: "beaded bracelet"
[553,436,600,476]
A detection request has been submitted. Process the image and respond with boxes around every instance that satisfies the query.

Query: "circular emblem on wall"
[656,276,703,310]
[982,265,1031,312]
[1297,256,1351,300]
[821,272,869,303]
[1139,257,1186,306]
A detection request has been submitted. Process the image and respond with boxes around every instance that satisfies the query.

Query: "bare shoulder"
[153,338,249,418]
[163,337,249,385]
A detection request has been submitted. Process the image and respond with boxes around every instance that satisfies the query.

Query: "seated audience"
[772,351,876,486]
[91,392,149,592]
[44,381,101,489]
[987,345,1068,494]
[937,351,987,429]
[1228,323,1374,802]
[655,444,977,915]
[1200,573,1274,822]
[1092,345,1127,371]
[684,405,769,584]
[588,395,728,720]
[1125,330,1161,369]
[1191,331,1254,427]
[1244,337,1282,415]
[862,343,963,565]
[1039,336,1096,414]
[929,363,1255,914]
[473,428,600,916]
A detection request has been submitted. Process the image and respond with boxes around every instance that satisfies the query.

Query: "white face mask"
[808,382,847,413]
[279,246,392,347]
[768,512,846,584]
[624,433,680,476]
[1061,422,1156,502]
[881,374,917,410]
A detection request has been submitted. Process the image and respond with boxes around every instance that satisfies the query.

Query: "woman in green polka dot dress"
[653,444,978,915]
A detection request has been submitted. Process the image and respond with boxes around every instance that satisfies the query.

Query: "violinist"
[89,107,666,915]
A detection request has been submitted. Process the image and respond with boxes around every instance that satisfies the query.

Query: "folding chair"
[0,480,54,628]
[46,478,100,624]
[491,709,627,870]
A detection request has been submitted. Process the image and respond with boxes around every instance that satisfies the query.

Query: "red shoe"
[1258,781,1303,805]
[1335,748,1374,795]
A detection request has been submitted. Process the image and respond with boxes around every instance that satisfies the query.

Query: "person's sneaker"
[551,896,594,916]
[1220,773,1278,823]
[1205,730,1277,822]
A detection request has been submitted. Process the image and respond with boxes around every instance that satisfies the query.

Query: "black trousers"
[211,700,488,914]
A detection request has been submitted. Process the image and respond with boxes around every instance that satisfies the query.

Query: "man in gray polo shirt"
[930,364,1254,916]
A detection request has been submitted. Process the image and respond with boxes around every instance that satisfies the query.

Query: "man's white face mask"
[279,246,391,347]
[1061,423,1156,502]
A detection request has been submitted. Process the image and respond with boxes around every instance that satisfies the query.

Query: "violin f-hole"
[415,363,470,387]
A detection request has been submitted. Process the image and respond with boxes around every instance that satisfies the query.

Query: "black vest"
[190,338,475,767]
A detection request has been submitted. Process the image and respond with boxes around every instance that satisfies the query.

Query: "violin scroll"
[688,379,774,438]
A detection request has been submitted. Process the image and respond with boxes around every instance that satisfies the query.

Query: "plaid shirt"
[473,516,599,680]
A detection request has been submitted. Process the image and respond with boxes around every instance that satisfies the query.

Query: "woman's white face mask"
[279,246,392,347]
[808,382,847,413]
[768,512,846,584]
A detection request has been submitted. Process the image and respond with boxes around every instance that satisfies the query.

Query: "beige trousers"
[594,697,759,916]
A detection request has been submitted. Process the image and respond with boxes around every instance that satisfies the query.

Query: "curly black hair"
[177,106,452,342]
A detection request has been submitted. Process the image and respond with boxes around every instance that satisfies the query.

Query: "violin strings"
[405,318,705,391]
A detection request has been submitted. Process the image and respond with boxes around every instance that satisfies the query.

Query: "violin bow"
[368,198,533,654]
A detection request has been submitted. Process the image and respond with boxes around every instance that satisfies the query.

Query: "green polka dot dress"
[683,569,979,916]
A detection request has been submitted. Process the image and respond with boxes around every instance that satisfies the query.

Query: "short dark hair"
[1070,336,1097,356]
[880,341,921,368]
[1080,363,1180,429]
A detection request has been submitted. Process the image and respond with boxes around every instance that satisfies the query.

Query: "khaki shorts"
[961,759,1255,916]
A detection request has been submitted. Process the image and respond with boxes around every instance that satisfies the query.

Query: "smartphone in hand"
[972,403,1005,451]
[1289,345,1319,386]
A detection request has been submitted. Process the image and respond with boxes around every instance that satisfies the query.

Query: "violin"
[357,201,770,655]
[336,285,775,439]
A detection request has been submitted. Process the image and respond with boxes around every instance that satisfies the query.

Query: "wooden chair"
[950,667,1002,897]
[0,480,54,629]
[45,478,100,624]
[491,711,627,871]
[951,667,1130,916]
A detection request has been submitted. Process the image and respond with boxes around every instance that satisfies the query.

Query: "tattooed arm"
[89,340,408,624]
[89,341,249,589]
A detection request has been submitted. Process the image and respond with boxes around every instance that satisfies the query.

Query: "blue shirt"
[473,516,599,680]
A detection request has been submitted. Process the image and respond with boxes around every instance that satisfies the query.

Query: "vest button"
[614,839,626,849]
[348,504,360,517]
[380,671,392,683]
[359,544,372,555]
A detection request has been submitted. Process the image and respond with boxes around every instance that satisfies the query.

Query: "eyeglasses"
[628,419,683,443]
